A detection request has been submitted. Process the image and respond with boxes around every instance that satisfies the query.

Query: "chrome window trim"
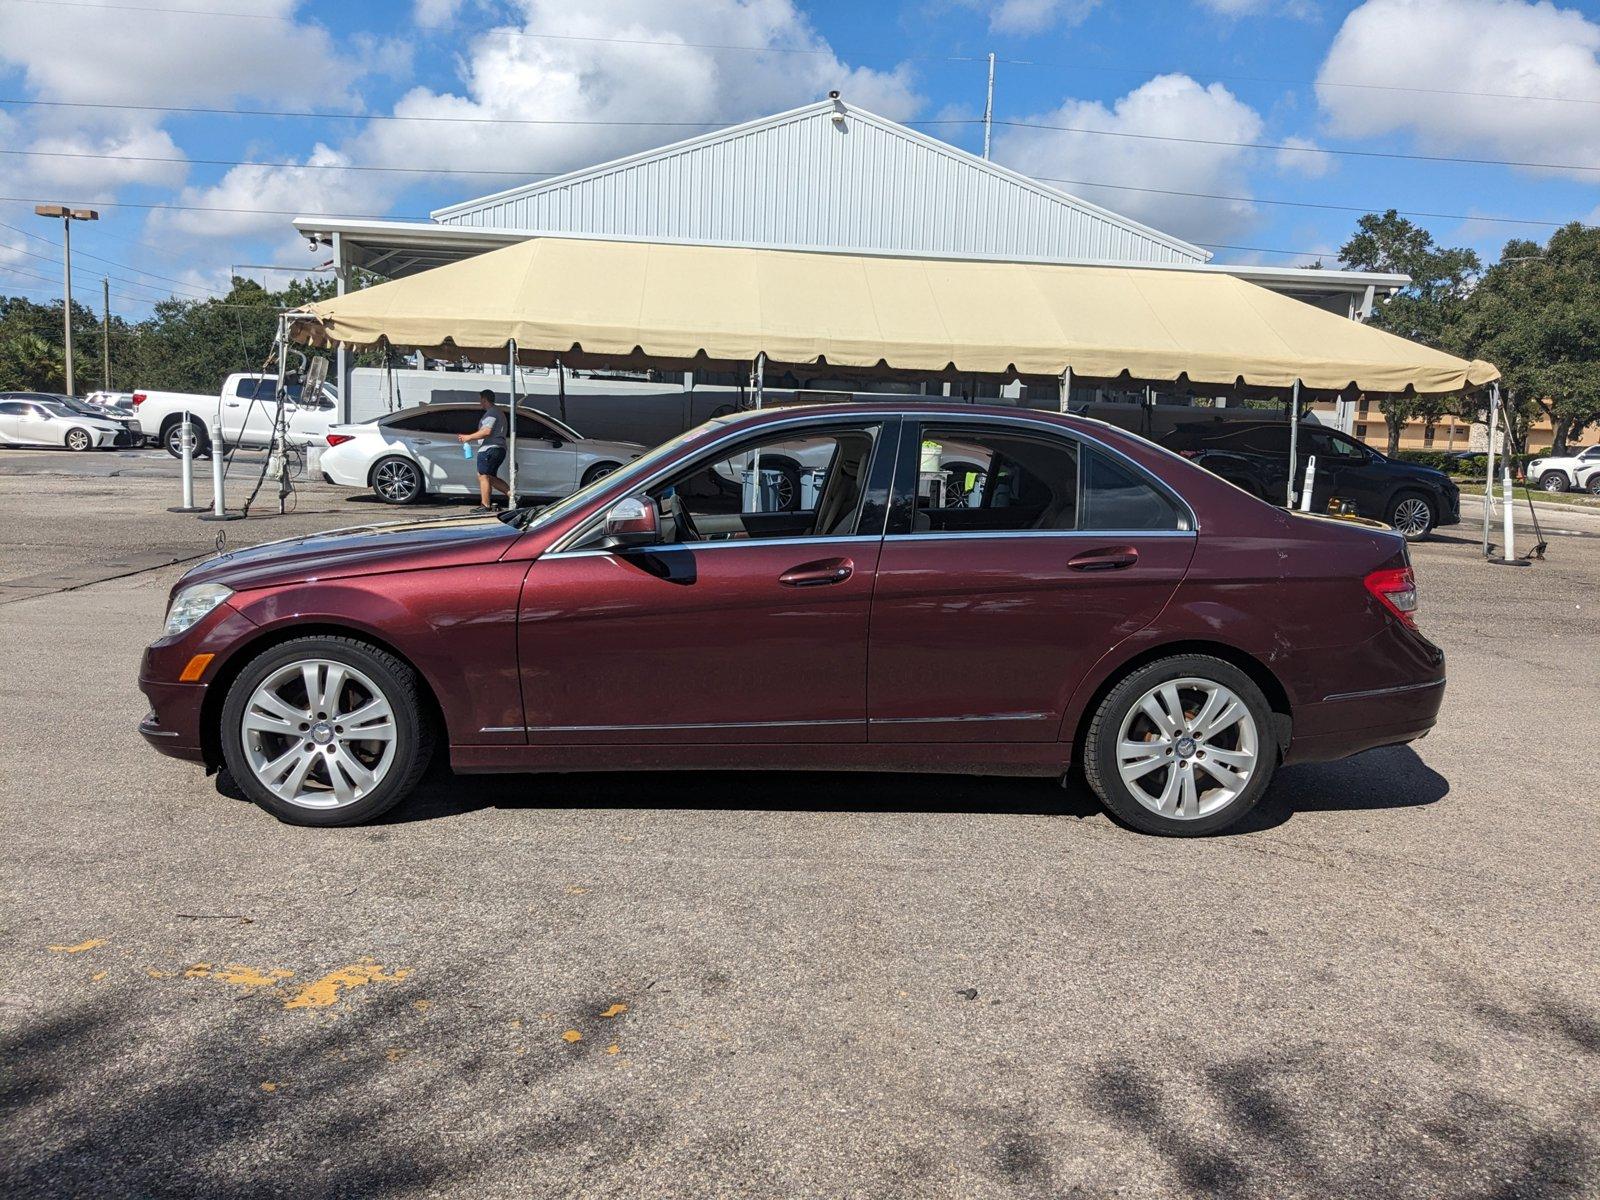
[544,534,884,561]
[549,407,1199,554]
[882,529,1197,543]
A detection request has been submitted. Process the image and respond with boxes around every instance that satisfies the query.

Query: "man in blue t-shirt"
[457,389,511,513]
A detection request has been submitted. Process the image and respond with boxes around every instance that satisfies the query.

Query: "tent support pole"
[507,340,518,504]
[753,352,765,408]
[1482,382,1500,558]
[556,355,566,423]
[1059,366,1071,414]
[1286,380,1302,507]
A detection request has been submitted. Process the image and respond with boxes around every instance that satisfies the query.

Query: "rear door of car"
[512,410,578,497]
[866,419,1197,744]
[388,408,480,490]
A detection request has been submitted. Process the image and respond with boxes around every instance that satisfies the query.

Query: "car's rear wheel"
[1387,491,1435,541]
[220,636,433,826]
[1538,470,1568,493]
[64,427,93,452]
[1588,475,1600,496]
[580,461,621,487]
[372,456,424,504]
[163,418,210,459]
[1084,654,1276,836]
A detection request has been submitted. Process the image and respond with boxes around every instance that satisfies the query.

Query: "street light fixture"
[34,204,99,397]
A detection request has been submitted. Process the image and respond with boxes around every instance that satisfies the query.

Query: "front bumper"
[137,604,260,765]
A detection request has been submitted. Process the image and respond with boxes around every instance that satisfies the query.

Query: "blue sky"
[1,0,1597,319]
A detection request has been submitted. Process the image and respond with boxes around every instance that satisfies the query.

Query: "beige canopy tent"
[289,234,1497,394]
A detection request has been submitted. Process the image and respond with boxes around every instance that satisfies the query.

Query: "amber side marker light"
[179,653,215,682]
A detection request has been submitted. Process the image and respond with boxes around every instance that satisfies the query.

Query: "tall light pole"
[34,204,99,396]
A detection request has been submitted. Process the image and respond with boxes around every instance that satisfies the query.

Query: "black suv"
[1161,419,1459,540]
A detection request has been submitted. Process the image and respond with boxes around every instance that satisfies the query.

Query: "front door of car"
[867,422,1197,744]
[1303,428,1379,515]
[514,418,896,745]
[0,402,23,442]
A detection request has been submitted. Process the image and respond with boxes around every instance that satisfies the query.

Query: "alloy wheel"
[1539,472,1566,493]
[1391,497,1431,537]
[66,429,92,451]
[1115,678,1259,820]
[374,459,421,502]
[240,659,398,809]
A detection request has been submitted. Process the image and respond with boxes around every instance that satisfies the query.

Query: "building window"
[1355,422,1368,439]
[1423,425,1435,447]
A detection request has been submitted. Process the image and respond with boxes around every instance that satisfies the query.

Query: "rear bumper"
[1284,677,1445,765]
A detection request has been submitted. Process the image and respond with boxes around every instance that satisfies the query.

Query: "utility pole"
[101,276,111,390]
[33,204,99,397]
[982,52,996,160]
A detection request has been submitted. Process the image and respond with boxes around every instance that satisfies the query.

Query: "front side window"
[643,424,885,544]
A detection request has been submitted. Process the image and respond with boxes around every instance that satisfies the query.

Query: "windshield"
[517,423,720,533]
[36,401,75,418]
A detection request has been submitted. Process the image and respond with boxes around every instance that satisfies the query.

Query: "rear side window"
[392,408,480,435]
[902,427,1081,534]
[1081,448,1183,531]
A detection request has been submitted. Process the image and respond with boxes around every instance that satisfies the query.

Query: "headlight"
[163,582,233,637]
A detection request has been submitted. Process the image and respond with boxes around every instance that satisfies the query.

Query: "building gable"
[430,99,1208,266]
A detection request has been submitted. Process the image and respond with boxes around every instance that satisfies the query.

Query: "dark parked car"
[1161,419,1460,540]
[140,404,1444,836]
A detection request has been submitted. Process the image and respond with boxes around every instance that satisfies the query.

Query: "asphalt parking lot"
[1,450,1597,1199]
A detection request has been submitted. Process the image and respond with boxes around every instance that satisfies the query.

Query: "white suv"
[1527,445,1600,492]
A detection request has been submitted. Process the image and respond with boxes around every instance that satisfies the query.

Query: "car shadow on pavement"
[374,744,1448,832]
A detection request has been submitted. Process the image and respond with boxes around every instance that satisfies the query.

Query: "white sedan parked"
[0,396,131,450]
[321,403,647,505]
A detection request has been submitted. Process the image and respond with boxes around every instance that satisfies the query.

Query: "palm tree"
[0,333,64,392]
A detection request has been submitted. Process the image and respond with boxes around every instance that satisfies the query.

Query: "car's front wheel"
[1538,470,1568,493]
[1387,491,1435,541]
[220,636,433,826]
[64,427,94,452]
[372,456,424,504]
[1084,654,1277,836]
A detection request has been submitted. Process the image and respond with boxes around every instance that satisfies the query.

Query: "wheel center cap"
[1175,735,1197,759]
[310,721,334,745]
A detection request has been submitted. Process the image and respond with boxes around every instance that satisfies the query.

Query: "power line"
[961,119,1600,174]
[0,97,760,128]
[6,0,1600,107]
[0,230,222,300]
[0,219,229,294]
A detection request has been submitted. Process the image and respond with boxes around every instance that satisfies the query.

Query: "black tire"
[941,460,986,507]
[1538,470,1568,493]
[64,427,94,452]
[1386,490,1435,541]
[758,458,802,511]
[163,418,211,459]
[219,635,434,827]
[580,461,621,487]
[1083,654,1277,837]
[371,455,425,504]
[1588,475,1600,497]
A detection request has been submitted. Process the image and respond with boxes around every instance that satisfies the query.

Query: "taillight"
[326,433,355,447]
[131,391,146,407]
[1364,566,1418,629]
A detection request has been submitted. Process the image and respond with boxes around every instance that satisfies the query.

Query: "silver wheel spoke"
[1140,689,1182,738]
[1154,764,1183,815]
[1178,765,1199,815]
[1117,740,1168,781]
[243,709,299,736]
[1196,756,1250,793]
[251,690,310,726]
[1195,696,1242,741]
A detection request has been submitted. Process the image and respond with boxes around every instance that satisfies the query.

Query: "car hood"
[176,513,521,594]
[71,415,129,431]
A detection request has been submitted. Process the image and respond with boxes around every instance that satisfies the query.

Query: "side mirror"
[603,495,661,547]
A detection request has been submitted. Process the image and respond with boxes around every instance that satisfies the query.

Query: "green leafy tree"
[1453,224,1600,455]
[1338,210,1481,454]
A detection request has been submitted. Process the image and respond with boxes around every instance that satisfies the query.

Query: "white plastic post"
[209,425,225,517]
[1299,455,1317,511]
[1482,383,1499,557]
[1502,468,1515,560]
[179,411,195,508]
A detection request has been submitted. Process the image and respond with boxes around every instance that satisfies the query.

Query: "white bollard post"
[168,411,205,513]
[210,434,225,517]
[1299,455,1317,512]
[1502,467,1516,560]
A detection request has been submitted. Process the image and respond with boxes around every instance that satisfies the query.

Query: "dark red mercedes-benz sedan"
[139,404,1443,835]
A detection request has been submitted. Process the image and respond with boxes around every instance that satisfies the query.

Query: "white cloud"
[1317,0,1600,179]
[992,73,1268,246]
[1196,0,1317,16]
[414,0,466,28]
[1274,134,1333,178]
[153,0,922,243]
[955,0,1101,34]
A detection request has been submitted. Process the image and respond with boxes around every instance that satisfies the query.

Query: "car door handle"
[1068,546,1139,572]
[779,557,854,587]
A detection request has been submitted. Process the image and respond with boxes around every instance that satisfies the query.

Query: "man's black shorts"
[476,445,507,477]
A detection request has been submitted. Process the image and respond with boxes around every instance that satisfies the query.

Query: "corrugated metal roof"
[431,99,1209,266]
